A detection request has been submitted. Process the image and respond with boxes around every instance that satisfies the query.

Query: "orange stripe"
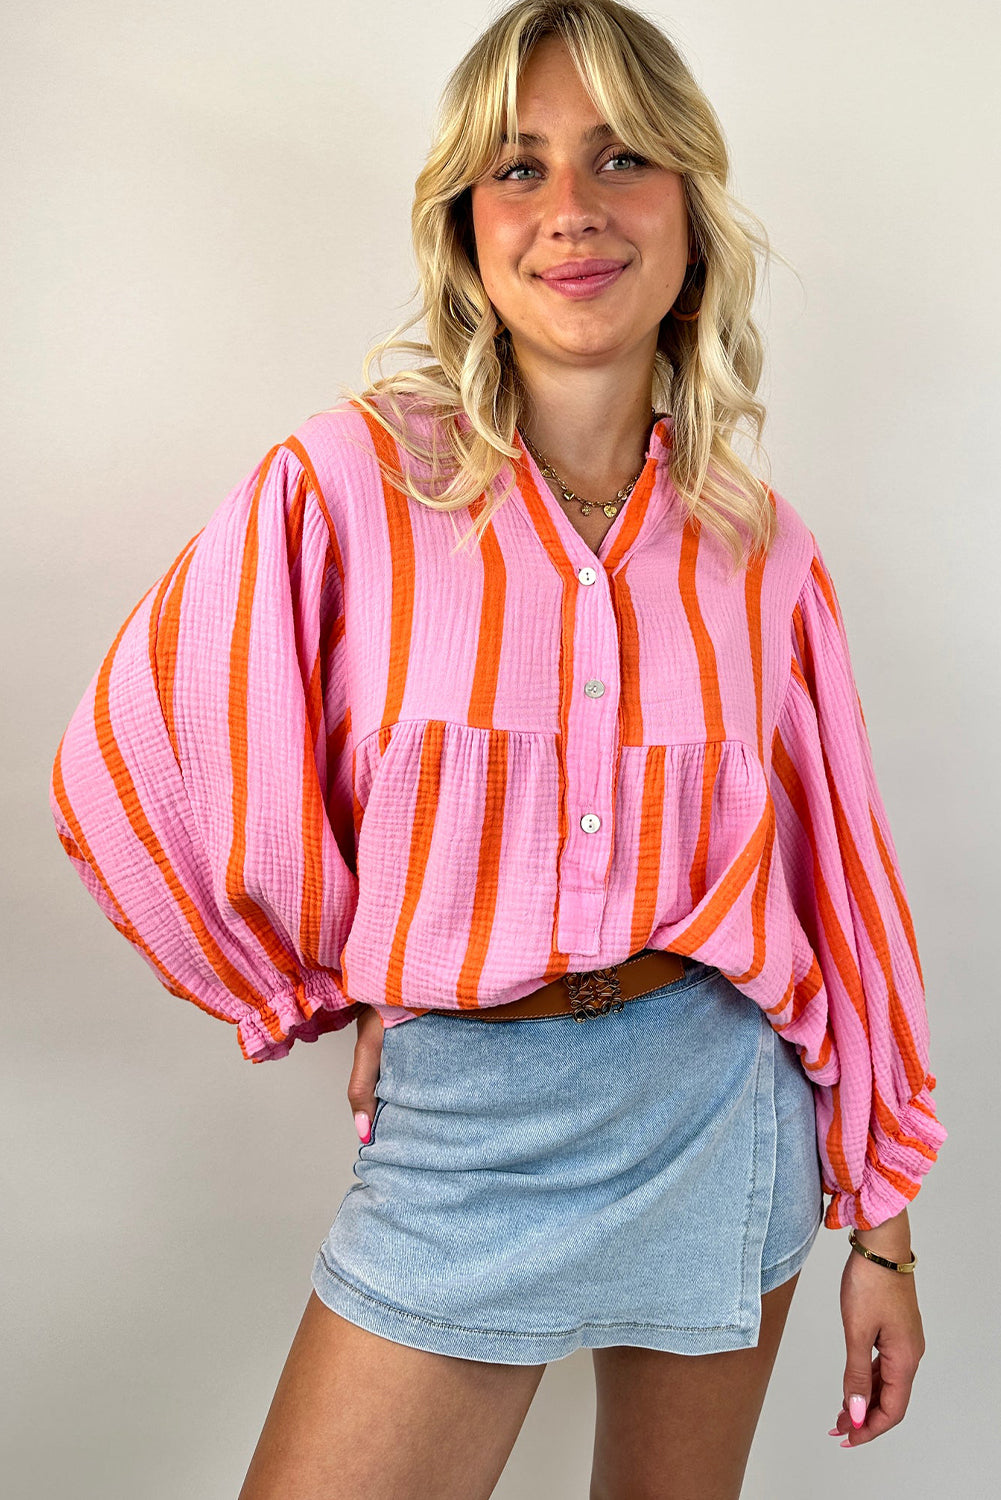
[791,609,807,670]
[345,714,390,1020]
[602,453,659,573]
[760,967,798,1021]
[771,710,872,1036]
[284,464,332,973]
[670,780,771,953]
[809,545,839,621]
[873,1087,939,1163]
[744,548,767,764]
[467,496,507,730]
[726,796,776,985]
[286,432,347,620]
[219,448,315,1005]
[284,433,342,554]
[677,523,725,906]
[352,409,417,730]
[82,587,284,1029]
[280,462,342,975]
[721,534,775,986]
[616,570,644,744]
[55,822,84,861]
[866,1169,920,1216]
[151,533,202,766]
[285,460,307,567]
[782,953,835,1061]
[678,522,726,738]
[629,745,667,950]
[823,763,927,1098]
[455,728,511,1006]
[764,942,839,1082]
[384,720,446,1006]
[690,740,720,906]
[51,733,241,1028]
[454,495,521,1005]
[807,552,867,727]
[823,1079,850,1215]
[772,716,890,1193]
[871,800,924,987]
[795,556,928,1101]
[512,436,577,574]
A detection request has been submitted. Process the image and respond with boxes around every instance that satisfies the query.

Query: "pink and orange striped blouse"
[48,398,946,1232]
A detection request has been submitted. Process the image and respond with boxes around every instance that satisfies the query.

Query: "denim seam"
[736,1018,767,1310]
[315,1245,750,1336]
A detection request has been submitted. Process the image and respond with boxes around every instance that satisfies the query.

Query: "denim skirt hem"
[311,1239,790,1364]
[310,956,825,1364]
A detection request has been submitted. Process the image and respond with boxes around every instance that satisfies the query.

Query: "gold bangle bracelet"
[848,1227,918,1273]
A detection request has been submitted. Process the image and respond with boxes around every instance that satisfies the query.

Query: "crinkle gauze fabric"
[49,398,947,1232]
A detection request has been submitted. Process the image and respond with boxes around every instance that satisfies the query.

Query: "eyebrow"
[499,122,615,147]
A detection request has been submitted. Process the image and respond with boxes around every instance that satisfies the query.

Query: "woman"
[49,3,946,1497]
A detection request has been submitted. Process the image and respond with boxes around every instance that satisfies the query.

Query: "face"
[469,36,691,369]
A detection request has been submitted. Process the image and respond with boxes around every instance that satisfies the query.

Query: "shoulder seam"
[280,435,340,543]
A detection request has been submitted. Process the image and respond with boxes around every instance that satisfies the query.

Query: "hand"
[347,1003,385,1144]
[829,1242,926,1447]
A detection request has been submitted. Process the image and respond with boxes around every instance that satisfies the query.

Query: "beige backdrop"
[5,2,996,1496]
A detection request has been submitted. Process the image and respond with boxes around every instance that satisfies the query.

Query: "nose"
[536,166,609,232]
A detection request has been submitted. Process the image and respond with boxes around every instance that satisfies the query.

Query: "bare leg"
[237,1291,547,1500]
[588,1271,802,1500]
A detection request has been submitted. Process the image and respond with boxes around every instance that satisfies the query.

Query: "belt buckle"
[563,964,625,1021]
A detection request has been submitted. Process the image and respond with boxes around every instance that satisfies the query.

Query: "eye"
[492,150,649,182]
[603,151,649,173]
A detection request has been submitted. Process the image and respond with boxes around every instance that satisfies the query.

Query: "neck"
[514,378,659,495]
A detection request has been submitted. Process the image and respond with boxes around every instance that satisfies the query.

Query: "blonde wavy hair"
[332,0,792,574]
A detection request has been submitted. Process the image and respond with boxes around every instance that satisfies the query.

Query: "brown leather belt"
[422,948,687,1022]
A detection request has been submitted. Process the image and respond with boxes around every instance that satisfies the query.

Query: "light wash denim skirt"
[310,954,824,1364]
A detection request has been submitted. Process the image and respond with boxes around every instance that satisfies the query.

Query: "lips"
[539,259,628,282]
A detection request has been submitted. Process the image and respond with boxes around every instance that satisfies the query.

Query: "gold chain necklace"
[518,407,658,519]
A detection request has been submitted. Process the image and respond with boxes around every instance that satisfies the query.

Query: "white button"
[584,679,605,698]
[577,565,597,586]
[580,813,601,833]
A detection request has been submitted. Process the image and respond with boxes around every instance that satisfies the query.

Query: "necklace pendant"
[579,502,594,516]
[603,502,618,518]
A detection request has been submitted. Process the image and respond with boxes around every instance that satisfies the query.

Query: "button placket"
[556,562,621,956]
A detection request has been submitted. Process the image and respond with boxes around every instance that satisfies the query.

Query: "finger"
[831,1354,884,1439]
[841,1363,911,1445]
[842,1344,875,1438]
[347,1021,384,1141]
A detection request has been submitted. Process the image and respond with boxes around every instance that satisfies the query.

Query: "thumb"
[843,1348,873,1430]
[347,1007,384,1143]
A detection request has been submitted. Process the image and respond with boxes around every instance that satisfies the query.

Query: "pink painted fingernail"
[848,1395,866,1428]
[840,1438,852,1447]
[354,1111,372,1143]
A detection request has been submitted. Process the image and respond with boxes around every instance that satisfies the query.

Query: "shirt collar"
[510,412,676,575]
